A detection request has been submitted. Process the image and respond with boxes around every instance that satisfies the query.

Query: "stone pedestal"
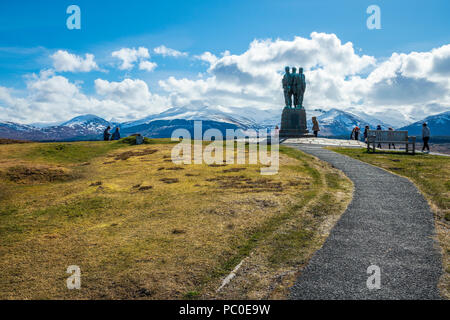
[279,107,312,138]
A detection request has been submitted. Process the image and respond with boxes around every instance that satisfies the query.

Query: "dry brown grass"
[4,165,76,184]
[0,141,352,299]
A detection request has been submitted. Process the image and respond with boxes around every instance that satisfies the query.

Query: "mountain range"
[398,111,450,137]
[1,106,449,141]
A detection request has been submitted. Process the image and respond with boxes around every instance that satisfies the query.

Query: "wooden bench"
[367,130,416,154]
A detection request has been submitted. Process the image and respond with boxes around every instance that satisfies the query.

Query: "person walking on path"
[422,122,431,153]
[388,127,396,149]
[376,125,382,149]
[103,126,111,141]
[111,127,121,141]
[312,117,320,138]
[363,125,370,145]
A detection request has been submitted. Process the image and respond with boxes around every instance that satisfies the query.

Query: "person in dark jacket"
[103,126,111,141]
[422,122,431,153]
[376,125,382,149]
[111,127,121,141]
[388,127,395,149]
[363,125,370,145]
[350,127,355,140]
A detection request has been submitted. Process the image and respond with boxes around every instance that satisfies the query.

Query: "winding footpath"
[288,145,443,300]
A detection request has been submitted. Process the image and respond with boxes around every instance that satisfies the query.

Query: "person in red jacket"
[354,126,360,141]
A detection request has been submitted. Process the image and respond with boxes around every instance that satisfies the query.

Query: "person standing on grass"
[103,126,111,141]
[111,127,121,141]
[312,117,320,137]
[376,125,382,149]
[388,127,396,149]
[422,122,431,153]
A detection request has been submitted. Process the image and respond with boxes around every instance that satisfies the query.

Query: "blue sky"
[0,0,449,125]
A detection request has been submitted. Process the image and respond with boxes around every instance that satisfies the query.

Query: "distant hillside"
[399,111,450,137]
[2,106,448,141]
[121,119,243,138]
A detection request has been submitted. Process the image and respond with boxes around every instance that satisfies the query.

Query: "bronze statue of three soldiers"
[282,66,306,109]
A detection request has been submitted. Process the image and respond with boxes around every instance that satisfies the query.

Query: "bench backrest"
[368,130,408,142]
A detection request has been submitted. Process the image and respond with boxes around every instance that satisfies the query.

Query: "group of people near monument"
[282,66,306,109]
[103,126,121,141]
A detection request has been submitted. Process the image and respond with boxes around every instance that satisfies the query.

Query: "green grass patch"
[280,146,322,185]
[325,172,341,189]
[268,227,314,266]
[184,291,201,299]
[24,142,125,164]
[0,196,117,243]
[33,196,115,220]
[119,136,177,145]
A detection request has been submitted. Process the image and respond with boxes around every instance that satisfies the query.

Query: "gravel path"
[288,145,443,300]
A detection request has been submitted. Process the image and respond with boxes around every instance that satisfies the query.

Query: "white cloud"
[0,72,168,123]
[194,51,218,65]
[95,78,152,106]
[153,45,187,58]
[111,47,152,70]
[1,33,449,126]
[139,60,157,72]
[51,50,99,72]
[159,32,450,124]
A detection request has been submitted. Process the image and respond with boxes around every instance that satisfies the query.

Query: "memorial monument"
[279,66,312,138]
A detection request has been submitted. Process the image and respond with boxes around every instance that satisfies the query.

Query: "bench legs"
[367,139,415,155]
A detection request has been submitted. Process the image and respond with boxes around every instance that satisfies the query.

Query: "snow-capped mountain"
[0,121,45,140]
[1,107,448,141]
[0,115,115,141]
[399,111,450,137]
[119,106,281,138]
[61,114,113,130]
[305,108,391,137]
[121,106,277,130]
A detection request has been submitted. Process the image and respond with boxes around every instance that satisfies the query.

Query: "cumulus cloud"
[95,78,153,106]
[153,45,187,58]
[0,71,168,123]
[112,47,157,71]
[139,60,157,72]
[159,32,450,124]
[1,33,449,126]
[51,50,99,72]
[194,51,218,65]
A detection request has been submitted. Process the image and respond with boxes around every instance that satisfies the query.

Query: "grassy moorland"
[0,139,352,299]
[329,147,450,299]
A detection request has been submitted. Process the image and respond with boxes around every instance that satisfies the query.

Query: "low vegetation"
[330,147,450,299]
[0,140,352,299]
